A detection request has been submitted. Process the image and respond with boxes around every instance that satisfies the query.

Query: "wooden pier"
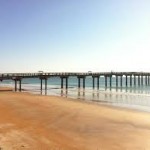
[0,72,150,91]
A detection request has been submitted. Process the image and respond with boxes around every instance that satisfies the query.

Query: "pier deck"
[0,72,150,91]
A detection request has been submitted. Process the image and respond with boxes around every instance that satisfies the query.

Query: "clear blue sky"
[0,0,150,73]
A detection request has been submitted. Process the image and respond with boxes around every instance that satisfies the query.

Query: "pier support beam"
[92,76,100,89]
[40,77,48,92]
[109,76,112,87]
[126,75,128,87]
[40,78,43,91]
[78,77,80,88]
[92,77,95,89]
[60,76,68,89]
[19,79,22,91]
[15,79,17,91]
[45,78,47,91]
[130,75,132,86]
[14,78,22,92]
[61,77,63,89]
[116,76,118,87]
[120,76,123,87]
[66,77,68,89]
[77,76,86,89]
[97,77,99,89]
[83,77,85,89]
[138,76,140,86]
[105,76,107,87]
[141,76,143,86]
[145,76,148,86]
[134,75,136,86]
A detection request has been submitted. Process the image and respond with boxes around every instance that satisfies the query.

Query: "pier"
[0,72,150,91]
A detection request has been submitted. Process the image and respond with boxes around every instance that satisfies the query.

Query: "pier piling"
[130,75,132,86]
[19,79,22,91]
[83,77,85,89]
[105,76,107,87]
[97,77,99,89]
[40,79,43,91]
[92,77,95,89]
[141,76,143,86]
[134,75,136,86]
[15,80,17,91]
[60,76,68,89]
[120,76,123,87]
[110,76,112,87]
[138,76,140,86]
[78,77,80,88]
[77,76,86,89]
[116,76,118,87]
[126,76,128,87]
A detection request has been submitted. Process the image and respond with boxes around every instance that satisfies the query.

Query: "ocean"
[1,76,150,112]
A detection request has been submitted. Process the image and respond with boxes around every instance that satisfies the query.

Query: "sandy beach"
[0,88,150,150]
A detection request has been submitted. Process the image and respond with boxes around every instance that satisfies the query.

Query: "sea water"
[1,76,150,112]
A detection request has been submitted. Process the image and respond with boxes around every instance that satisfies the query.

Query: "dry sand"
[0,88,150,150]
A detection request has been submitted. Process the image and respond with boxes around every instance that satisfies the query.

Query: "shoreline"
[1,86,150,113]
[0,87,150,149]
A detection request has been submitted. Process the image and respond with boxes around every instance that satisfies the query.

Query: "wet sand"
[0,88,150,150]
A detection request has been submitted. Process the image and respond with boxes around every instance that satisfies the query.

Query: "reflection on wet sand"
[77,89,85,99]
[37,87,150,112]
[61,89,68,97]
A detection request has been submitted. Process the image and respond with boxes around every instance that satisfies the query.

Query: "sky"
[0,0,150,73]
